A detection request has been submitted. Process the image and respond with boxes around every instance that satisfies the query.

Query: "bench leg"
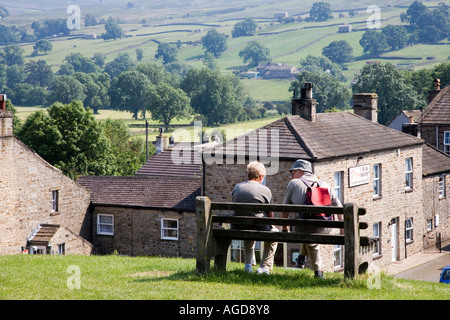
[214,239,231,272]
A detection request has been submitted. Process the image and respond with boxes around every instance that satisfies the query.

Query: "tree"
[108,70,150,119]
[381,25,408,51]
[299,55,346,81]
[62,53,100,74]
[146,82,192,131]
[24,60,54,87]
[359,30,389,56]
[0,24,21,45]
[290,71,351,112]
[33,39,53,55]
[238,41,271,67]
[31,18,70,39]
[47,75,86,105]
[155,42,178,65]
[73,72,110,114]
[309,2,332,22]
[181,68,245,125]
[403,0,429,26]
[17,101,114,179]
[102,17,124,40]
[105,53,135,78]
[135,62,177,86]
[352,62,423,125]
[201,29,227,58]
[203,52,218,70]
[231,18,257,37]
[3,44,24,66]
[100,118,149,175]
[322,40,353,65]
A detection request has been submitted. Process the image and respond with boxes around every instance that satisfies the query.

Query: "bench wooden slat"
[213,228,375,246]
[213,229,345,245]
[211,216,368,230]
[211,202,366,216]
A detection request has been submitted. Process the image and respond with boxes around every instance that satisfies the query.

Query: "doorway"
[390,218,398,262]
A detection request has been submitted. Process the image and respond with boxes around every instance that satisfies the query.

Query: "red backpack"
[300,178,333,220]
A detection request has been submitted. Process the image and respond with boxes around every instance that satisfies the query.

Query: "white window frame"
[334,171,344,203]
[58,243,65,255]
[444,131,450,155]
[426,219,433,232]
[439,174,446,199]
[97,214,114,236]
[161,218,179,240]
[334,245,343,268]
[405,218,413,243]
[51,190,59,212]
[373,222,381,256]
[405,158,413,190]
[373,164,381,198]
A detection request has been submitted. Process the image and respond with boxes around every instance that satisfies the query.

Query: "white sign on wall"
[349,165,370,187]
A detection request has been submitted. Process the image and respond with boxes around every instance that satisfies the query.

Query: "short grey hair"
[246,161,266,180]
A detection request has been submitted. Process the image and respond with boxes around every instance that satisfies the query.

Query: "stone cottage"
[257,62,299,79]
[0,97,92,255]
[78,150,202,257]
[201,83,444,272]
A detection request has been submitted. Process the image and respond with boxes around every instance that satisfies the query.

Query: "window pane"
[444,132,450,145]
[405,158,412,171]
[99,215,113,224]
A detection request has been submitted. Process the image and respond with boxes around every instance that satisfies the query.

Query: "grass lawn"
[0,254,449,300]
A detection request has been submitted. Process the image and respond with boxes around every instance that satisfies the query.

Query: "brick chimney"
[0,95,13,138]
[427,79,441,104]
[291,82,317,121]
[155,127,167,154]
[353,93,378,123]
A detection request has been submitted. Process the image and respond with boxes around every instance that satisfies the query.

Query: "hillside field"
[1,0,449,103]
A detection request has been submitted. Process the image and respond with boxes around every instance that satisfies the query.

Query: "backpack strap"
[300,177,322,188]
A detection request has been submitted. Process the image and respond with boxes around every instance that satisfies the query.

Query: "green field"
[0,254,449,300]
[1,0,448,103]
[14,106,283,142]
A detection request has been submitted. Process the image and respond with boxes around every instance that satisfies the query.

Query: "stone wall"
[91,206,197,258]
[50,225,93,255]
[0,112,91,255]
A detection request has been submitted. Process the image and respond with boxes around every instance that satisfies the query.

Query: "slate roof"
[209,113,424,161]
[135,143,202,178]
[422,143,450,177]
[420,85,450,125]
[28,224,59,245]
[77,175,201,211]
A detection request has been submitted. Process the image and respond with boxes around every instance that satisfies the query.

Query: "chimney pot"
[0,94,6,111]
[427,79,441,104]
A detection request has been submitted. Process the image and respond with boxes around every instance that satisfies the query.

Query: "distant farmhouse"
[256,62,299,79]
[338,24,352,33]
[274,12,289,19]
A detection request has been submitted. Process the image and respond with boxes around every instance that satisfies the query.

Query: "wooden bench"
[195,196,378,279]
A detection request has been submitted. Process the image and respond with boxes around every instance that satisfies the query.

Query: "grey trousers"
[243,226,279,269]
